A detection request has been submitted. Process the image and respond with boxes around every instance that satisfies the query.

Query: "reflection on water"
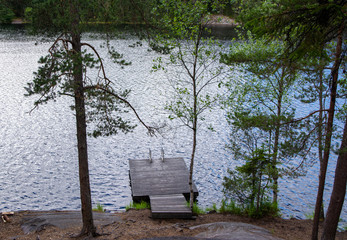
[0,28,345,227]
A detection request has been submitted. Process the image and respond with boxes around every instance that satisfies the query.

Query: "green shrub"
[224,200,243,215]
[0,5,15,24]
[92,202,104,212]
[245,201,279,218]
[222,148,279,218]
[218,199,278,218]
[126,201,151,211]
[24,7,32,22]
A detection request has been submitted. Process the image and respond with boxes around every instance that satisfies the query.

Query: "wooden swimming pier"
[129,157,198,219]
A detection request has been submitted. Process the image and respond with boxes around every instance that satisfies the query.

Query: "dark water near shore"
[0,26,345,228]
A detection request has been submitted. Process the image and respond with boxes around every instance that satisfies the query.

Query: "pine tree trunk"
[71,23,96,237]
[318,67,325,220]
[321,116,347,239]
[311,22,344,240]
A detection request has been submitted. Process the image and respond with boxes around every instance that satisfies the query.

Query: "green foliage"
[186,201,205,215]
[304,210,315,220]
[0,3,15,23]
[25,0,147,236]
[223,148,277,216]
[221,32,313,181]
[92,202,105,212]
[24,7,32,22]
[1,0,31,17]
[150,0,225,39]
[218,199,279,218]
[25,31,136,138]
[28,0,124,34]
[125,201,151,211]
[237,0,346,59]
[246,200,279,218]
[205,203,218,213]
[219,199,242,215]
[150,0,226,210]
[151,0,225,129]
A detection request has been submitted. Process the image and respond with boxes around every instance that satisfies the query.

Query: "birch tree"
[150,0,225,210]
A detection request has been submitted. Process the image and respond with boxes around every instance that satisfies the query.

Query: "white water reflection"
[0,29,345,228]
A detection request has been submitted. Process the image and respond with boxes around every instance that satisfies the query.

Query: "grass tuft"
[92,202,104,212]
[186,201,205,215]
[126,201,151,211]
[205,203,218,213]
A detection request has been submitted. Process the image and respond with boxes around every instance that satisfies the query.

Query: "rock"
[140,222,283,240]
[21,211,122,234]
[21,217,53,234]
[190,222,283,240]
[140,237,197,240]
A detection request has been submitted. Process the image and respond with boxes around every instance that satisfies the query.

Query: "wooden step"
[150,194,192,219]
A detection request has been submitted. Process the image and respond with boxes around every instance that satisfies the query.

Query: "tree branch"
[84,85,156,136]
[281,109,329,125]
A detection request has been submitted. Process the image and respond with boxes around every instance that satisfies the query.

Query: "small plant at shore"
[205,203,218,213]
[304,211,315,220]
[126,201,151,211]
[223,148,279,218]
[92,202,104,212]
[218,198,279,218]
[219,199,242,215]
[186,201,205,215]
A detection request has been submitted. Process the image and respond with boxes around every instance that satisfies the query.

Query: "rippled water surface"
[0,27,345,227]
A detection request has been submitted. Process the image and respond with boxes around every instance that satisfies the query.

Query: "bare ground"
[1,209,347,240]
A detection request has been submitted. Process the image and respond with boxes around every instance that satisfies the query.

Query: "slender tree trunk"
[256,172,262,211]
[189,56,198,211]
[321,116,347,239]
[70,4,96,235]
[317,67,325,220]
[272,78,284,205]
[189,25,202,211]
[312,22,344,240]
[189,124,197,210]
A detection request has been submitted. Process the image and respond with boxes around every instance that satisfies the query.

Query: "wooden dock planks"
[129,157,198,203]
[129,157,199,218]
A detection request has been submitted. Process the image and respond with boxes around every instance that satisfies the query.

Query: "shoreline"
[1,209,346,240]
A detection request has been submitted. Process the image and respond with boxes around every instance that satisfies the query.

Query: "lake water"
[0,26,345,227]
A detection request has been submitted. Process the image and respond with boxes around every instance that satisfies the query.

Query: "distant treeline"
[0,0,235,24]
[0,0,31,22]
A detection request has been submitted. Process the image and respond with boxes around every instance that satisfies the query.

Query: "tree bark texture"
[312,22,344,240]
[321,23,346,239]
[72,32,96,236]
[321,116,347,239]
[318,67,325,220]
